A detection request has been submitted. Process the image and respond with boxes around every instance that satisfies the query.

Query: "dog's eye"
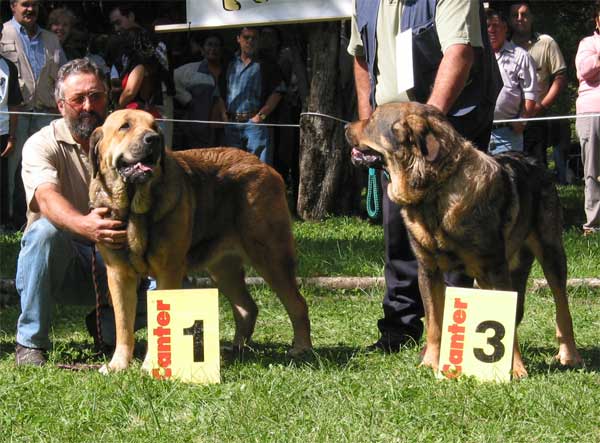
[119,122,130,131]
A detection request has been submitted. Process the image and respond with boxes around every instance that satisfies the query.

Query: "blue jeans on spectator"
[15,218,147,350]
[224,122,272,164]
[489,126,524,155]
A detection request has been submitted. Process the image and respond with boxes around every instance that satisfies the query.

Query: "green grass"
[1,184,600,442]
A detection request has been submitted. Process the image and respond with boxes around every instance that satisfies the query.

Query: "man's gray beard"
[66,113,104,140]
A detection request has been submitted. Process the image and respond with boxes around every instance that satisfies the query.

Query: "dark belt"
[227,111,257,123]
[494,122,511,129]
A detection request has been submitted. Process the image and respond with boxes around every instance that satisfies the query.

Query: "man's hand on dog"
[87,207,128,249]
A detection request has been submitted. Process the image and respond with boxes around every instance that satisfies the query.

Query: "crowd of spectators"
[0,1,597,234]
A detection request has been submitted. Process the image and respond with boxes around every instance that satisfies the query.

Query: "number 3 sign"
[437,287,518,382]
[147,289,220,384]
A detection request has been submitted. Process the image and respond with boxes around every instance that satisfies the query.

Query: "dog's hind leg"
[208,256,258,352]
[244,239,312,356]
[527,234,582,368]
[254,260,312,357]
[508,248,535,379]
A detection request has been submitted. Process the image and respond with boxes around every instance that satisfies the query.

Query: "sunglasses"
[62,90,107,108]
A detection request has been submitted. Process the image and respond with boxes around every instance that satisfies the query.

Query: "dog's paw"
[420,345,440,372]
[287,346,313,359]
[512,365,528,379]
[98,359,131,374]
[555,348,583,368]
[141,352,152,373]
[103,349,132,372]
[511,353,529,379]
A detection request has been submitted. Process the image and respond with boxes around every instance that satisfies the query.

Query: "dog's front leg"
[419,266,446,372]
[102,265,139,373]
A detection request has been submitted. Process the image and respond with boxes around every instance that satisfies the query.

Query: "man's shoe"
[15,343,46,366]
[366,334,420,353]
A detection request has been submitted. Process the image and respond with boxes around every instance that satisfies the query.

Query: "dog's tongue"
[132,162,153,173]
[352,147,379,163]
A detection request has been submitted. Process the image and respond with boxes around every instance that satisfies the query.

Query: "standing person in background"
[173,34,227,149]
[509,1,570,182]
[487,8,538,155]
[108,4,174,146]
[85,34,110,77]
[224,27,285,165]
[0,0,66,230]
[108,3,141,34]
[0,22,23,231]
[116,30,164,120]
[47,7,85,61]
[267,27,308,214]
[348,0,501,352]
[575,1,600,236]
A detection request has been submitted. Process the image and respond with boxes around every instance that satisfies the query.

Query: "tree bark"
[297,22,358,220]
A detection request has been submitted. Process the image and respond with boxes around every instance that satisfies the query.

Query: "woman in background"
[117,29,165,119]
[575,1,600,236]
[47,7,85,61]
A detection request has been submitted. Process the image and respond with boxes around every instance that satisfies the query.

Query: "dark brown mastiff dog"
[346,102,581,378]
[89,109,311,372]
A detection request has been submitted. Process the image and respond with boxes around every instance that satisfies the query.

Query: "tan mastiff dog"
[89,109,312,372]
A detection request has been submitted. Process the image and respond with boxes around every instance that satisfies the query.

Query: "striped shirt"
[494,40,538,120]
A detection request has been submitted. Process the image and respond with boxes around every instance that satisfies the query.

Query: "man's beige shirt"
[526,33,566,101]
[21,118,92,230]
[348,0,483,106]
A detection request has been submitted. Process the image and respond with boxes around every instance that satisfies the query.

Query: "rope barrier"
[2,109,599,128]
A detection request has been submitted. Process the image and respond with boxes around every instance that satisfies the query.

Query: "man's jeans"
[489,126,524,155]
[224,122,272,164]
[16,218,147,350]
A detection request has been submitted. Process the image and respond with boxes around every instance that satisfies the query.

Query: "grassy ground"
[1,185,599,442]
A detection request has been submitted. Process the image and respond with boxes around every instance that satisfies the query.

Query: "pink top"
[576,32,600,113]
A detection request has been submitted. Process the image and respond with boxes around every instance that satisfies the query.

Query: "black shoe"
[366,334,420,353]
[15,343,46,366]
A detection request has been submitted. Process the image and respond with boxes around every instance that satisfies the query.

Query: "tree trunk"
[297,22,358,220]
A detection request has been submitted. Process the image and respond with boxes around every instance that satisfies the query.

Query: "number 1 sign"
[437,287,518,382]
[147,289,220,384]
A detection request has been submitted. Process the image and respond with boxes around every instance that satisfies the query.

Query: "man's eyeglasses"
[241,34,257,41]
[62,91,107,108]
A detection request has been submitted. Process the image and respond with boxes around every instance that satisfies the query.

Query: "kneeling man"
[15,59,146,366]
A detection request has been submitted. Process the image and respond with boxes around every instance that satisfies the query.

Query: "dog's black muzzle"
[117,131,163,184]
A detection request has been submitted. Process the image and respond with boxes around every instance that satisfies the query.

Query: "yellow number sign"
[147,289,220,384]
[437,287,517,382]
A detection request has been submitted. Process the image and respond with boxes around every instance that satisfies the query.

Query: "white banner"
[156,0,353,33]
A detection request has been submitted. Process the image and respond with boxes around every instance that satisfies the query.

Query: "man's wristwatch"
[257,111,267,121]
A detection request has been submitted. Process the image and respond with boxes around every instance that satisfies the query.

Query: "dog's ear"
[89,127,104,178]
[392,114,440,162]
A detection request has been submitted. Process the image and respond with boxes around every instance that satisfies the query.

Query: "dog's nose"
[143,132,161,146]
